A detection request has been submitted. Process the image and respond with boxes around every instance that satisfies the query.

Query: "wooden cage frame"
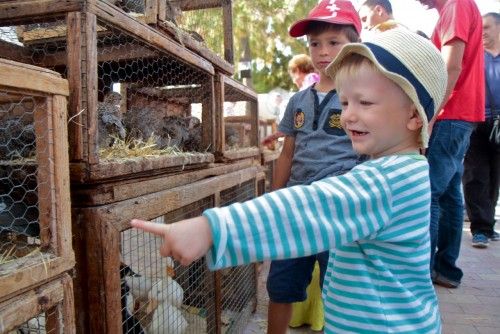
[0,59,74,301]
[215,74,260,162]
[0,273,75,333]
[72,166,259,333]
[0,0,240,184]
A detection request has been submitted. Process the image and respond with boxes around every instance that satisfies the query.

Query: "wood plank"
[223,75,258,100]
[71,159,254,206]
[144,0,158,24]
[0,277,66,333]
[214,73,225,154]
[85,12,99,165]
[222,147,260,161]
[61,274,76,334]
[88,1,215,75]
[202,77,216,153]
[51,95,74,258]
[222,0,234,64]
[171,0,224,11]
[0,256,74,302]
[0,59,69,96]
[249,99,259,147]
[0,40,33,64]
[0,0,82,24]
[34,97,55,249]
[66,11,84,161]
[76,166,259,232]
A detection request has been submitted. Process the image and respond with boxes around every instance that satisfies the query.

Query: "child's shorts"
[266,251,329,303]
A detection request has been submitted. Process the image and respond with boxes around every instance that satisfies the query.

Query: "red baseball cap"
[289,0,362,37]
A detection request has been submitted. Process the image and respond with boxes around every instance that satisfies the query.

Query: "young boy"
[132,28,447,333]
[260,1,362,331]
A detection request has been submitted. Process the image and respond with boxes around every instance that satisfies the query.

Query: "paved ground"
[243,220,500,334]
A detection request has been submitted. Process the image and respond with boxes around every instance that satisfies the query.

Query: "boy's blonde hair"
[327,28,447,147]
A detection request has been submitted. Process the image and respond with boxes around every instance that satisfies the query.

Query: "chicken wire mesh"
[0,14,214,178]
[218,179,257,332]
[0,92,51,274]
[6,308,59,334]
[120,197,217,334]
[223,85,258,151]
[172,6,225,59]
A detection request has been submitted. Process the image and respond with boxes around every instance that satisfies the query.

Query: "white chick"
[147,302,187,334]
[125,275,155,302]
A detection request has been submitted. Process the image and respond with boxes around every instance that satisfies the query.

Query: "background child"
[259,1,362,332]
[132,28,448,333]
[288,54,319,91]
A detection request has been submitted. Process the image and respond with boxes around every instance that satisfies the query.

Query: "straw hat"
[326,28,447,147]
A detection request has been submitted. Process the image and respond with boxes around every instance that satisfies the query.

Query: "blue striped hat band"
[364,42,435,121]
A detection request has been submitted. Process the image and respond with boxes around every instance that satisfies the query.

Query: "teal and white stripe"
[204,154,441,333]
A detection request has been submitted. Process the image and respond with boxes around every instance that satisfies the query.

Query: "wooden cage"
[0,59,74,300]
[214,74,260,163]
[72,166,259,333]
[0,0,239,184]
[0,273,75,334]
[261,149,280,193]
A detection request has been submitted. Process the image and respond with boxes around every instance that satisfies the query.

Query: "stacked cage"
[0,59,75,332]
[0,1,261,333]
[215,74,260,162]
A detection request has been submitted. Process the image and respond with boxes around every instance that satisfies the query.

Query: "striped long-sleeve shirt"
[203,154,441,333]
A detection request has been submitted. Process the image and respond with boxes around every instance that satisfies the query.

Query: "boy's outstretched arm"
[130,217,213,266]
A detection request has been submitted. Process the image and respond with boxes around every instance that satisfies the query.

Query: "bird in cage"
[0,119,36,161]
[98,92,127,148]
[120,263,146,334]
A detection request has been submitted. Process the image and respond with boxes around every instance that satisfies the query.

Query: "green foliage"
[177,0,318,93]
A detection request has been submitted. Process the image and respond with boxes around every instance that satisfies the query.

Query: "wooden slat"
[144,0,158,24]
[0,276,66,333]
[0,256,74,302]
[202,77,216,153]
[34,97,55,248]
[222,147,260,161]
[214,73,225,154]
[0,40,33,64]
[76,166,259,232]
[85,12,99,165]
[222,0,234,64]
[223,75,258,100]
[171,0,224,11]
[0,59,68,96]
[61,274,77,334]
[88,0,214,75]
[71,159,254,206]
[51,94,74,258]
[66,11,84,161]
[0,0,82,24]
[249,98,259,147]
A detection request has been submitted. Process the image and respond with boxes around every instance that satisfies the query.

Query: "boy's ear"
[407,106,423,131]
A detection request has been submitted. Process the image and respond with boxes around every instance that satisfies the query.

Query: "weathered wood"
[222,0,234,64]
[223,75,258,101]
[249,96,259,147]
[61,274,76,334]
[171,0,224,11]
[202,77,216,153]
[262,149,281,163]
[0,59,68,96]
[0,256,74,302]
[144,0,158,24]
[222,147,260,161]
[88,0,215,75]
[0,275,70,333]
[0,0,82,24]
[214,73,225,154]
[51,94,74,257]
[76,166,259,232]
[67,11,85,161]
[0,40,33,64]
[34,96,55,248]
[71,159,254,206]
[70,153,214,183]
[85,12,99,165]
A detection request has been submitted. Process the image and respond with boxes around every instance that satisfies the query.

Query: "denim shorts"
[266,251,329,303]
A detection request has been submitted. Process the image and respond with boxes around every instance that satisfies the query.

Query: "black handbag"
[485,75,500,145]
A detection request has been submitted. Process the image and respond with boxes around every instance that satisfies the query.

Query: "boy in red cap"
[265,0,362,332]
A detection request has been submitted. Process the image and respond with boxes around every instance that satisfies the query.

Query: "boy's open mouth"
[350,130,368,136]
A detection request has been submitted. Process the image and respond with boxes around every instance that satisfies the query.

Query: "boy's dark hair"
[361,0,393,15]
[304,21,360,43]
[483,12,500,24]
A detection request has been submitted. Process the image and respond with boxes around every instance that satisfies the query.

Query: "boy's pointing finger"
[130,219,170,236]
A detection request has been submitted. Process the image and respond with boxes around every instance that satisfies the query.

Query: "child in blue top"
[132,29,447,333]
[266,1,363,331]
